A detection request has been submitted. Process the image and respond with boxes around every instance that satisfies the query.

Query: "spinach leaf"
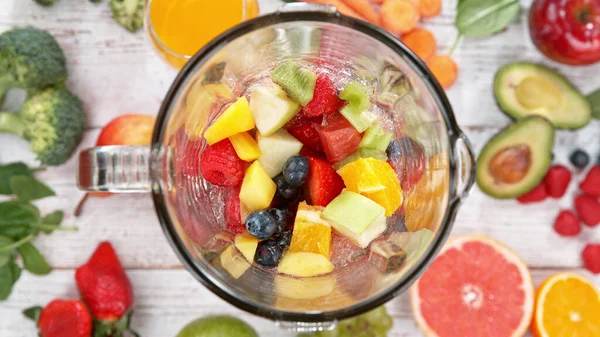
[40,210,64,234]
[23,306,43,322]
[456,0,520,38]
[587,89,600,120]
[0,263,13,300]
[0,225,30,239]
[0,163,33,195]
[0,236,13,267]
[10,176,55,201]
[8,259,21,284]
[0,201,40,227]
[18,242,51,275]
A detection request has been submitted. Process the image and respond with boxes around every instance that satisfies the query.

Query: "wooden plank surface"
[1,0,599,336]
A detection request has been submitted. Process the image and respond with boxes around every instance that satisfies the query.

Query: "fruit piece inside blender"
[174,61,441,301]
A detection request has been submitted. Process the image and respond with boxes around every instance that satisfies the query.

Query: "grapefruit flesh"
[411,235,534,337]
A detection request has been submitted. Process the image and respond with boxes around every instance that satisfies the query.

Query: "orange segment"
[289,202,332,258]
[337,158,403,216]
[532,273,600,337]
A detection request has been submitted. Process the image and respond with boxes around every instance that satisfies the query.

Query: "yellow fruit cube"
[240,161,276,212]
[289,202,332,258]
[229,132,262,161]
[275,275,335,300]
[278,252,334,277]
[220,245,250,279]
[204,96,255,145]
[185,83,234,140]
[234,234,259,262]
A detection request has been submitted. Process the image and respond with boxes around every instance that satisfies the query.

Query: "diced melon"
[250,85,301,136]
[257,129,303,177]
[234,234,259,262]
[229,132,262,161]
[204,96,255,145]
[239,161,277,212]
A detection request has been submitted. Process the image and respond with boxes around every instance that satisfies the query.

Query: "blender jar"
[78,3,475,331]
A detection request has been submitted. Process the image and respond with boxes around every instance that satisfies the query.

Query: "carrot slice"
[340,0,380,25]
[372,0,384,3]
[419,0,441,18]
[380,0,420,35]
[427,55,458,89]
[301,0,366,20]
[401,28,436,60]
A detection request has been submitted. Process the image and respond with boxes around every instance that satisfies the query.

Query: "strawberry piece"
[306,157,345,206]
[37,299,92,337]
[516,182,547,204]
[302,74,342,117]
[284,110,322,129]
[317,113,364,163]
[225,186,245,234]
[552,210,581,237]
[582,244,600,274]
[75,242,137,337]
[288,122,325,153]
[200,139,247,186]
[543,165,572,198]
[299,146,326,159]
[574,194,600,227]
[580,166,600,198]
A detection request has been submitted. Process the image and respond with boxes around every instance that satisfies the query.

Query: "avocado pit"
[489,145,531,184]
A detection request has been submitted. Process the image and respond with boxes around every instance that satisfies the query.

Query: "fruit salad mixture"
[176,60,437,288]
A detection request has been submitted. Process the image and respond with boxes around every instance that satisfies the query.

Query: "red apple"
[530,0,600,65]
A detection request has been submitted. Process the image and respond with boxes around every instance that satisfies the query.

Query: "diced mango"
[289,202,332,258]
[239,161,276,212]
[229,132,262,161]
[204,96,255,145]
[234,234,259,262]
[185,83,234,140]
[278,252,334,277]
[220,245,250,279]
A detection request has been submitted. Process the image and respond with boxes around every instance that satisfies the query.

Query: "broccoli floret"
[0,27,67,100]
[0,87,86,166]
[33,0,56,6]
[110,0,144,33]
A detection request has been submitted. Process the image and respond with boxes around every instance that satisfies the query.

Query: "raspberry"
[552,210,581,237]
[516,182,547,204]
[582,244,600,274]
[200,139,246,186]
[574,194,600,227]
[302,74,342,117]
[580,166,600,198]
[287,123,324,153]
[543,165,571,198]
[224,186,245,234]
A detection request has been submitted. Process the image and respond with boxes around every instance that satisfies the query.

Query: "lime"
[176,315,259,337]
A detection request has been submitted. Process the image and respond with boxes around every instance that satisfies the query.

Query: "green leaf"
[0,201,40,226]
[41,210,64,234]
[0,225,30,239]
[0,252,9,267]
[23,306,43,322]
[456,0,520,38]
[0,263,14,300]
[587,89,600,120]
[10,176,55,201]
[9,259,21,284]
[0,162,33,195]
[18,242,51,275]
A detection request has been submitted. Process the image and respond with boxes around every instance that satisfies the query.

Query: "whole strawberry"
[75,242,137,337]
[24,299,92,337]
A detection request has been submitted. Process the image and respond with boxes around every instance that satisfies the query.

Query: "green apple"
[322,191,386,248]
[249,85,300,136]
[257,129,303,177]
[176,315,258,337]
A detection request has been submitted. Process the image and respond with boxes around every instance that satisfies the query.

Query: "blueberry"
[254,239,283,267]
[273,231,292,250]
[269,208,292,233]
[245,210,277,240]
[569,149,589,169]
[283,156,310,187]
[386,140,402,159]
[274,174,300,201]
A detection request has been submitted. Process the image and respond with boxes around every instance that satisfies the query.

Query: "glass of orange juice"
[145,0,260,69]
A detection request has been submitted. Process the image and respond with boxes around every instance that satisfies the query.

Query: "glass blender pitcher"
[77,3,476,331]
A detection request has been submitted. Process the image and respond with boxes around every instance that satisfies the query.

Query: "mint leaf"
[10,176,55,201]
[0,163,33,195]
[0,201,40,227]
[18,242,51,275]
[23,306,43,322]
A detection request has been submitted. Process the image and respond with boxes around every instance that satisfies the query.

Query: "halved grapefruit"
[410,235,534,337]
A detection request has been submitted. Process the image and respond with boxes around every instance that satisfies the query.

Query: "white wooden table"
[1,0,599,336]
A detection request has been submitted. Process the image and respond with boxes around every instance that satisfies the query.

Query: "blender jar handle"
[453,135,476,201]
[277,2,337,14]
[77,146,152,193]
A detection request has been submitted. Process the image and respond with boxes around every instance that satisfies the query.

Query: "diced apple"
[229,132,262,161]
[321,191,387,248]
[204,96,255,145]
[250,85,301,136]
[234,234,259,262]
[220,245,250,279]
[257,129,303,177]
[239,161,277,212]
[278,251,334,277]
[275,275,335,299]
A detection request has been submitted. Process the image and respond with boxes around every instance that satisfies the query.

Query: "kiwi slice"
[340,82,372,132]
[270,62,317,106]
[298,305,393,337]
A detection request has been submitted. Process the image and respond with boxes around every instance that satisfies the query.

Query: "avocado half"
[477,116,554,199]
[494,62,591,129]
